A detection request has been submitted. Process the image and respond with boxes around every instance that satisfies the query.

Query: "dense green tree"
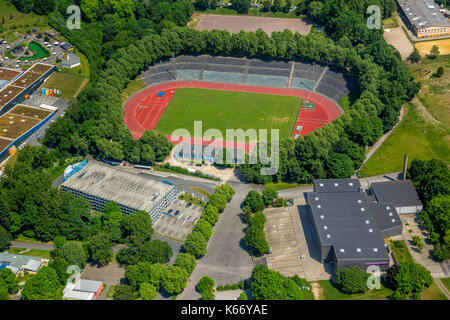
[230,0,251,14]
[122,211,154,244]
[262,186,278,207]
[429,45,440,59]
[408,48,421,64]
[392,262,433,299]
[88,231,113,265]
[174,253,197,275]
[250,265,306,300]
[48,257,70,285]
[336,266,370,294]
[113,284,138,300]
[325,152,354,179]
[244,190,265,213]
[0,268,19,294]
[52,240,87,269]
[214,184,236,202]
[0,226,12,250]
[183,231,207,258]
[193,219,213,240]
[138,282,158,300]
[202,205,220,226]
[197,275,214,293]
[208,193,228,213]
[161,266,189,294]
[21,267,63,300]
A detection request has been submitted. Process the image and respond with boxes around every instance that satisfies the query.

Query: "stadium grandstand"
[61,161,178,222]
[139,55,358,104]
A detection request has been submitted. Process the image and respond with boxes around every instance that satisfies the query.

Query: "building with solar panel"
[397,0,450,39]
[61,161,178,223]
[306,179,403,271]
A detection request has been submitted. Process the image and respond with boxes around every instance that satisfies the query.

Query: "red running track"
[123,80,342,142]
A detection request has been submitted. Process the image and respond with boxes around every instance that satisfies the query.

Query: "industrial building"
[61,161,178,222]
[397,0,450,38]
[371,180,423,214]
[306,179,404,271]
[0,63,56,115]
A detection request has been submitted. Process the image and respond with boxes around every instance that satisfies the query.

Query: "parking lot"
[264,206,305,278]
[264,197,332,281]
[0,32,64,68]
[152,198,203,241]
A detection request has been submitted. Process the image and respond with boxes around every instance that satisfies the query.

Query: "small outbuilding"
[371,180,423,214]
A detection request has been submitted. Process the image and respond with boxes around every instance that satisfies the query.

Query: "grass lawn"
[410,55,450,126]
[359,55,449,177]
[8,248,52,259]
[155,88,302,141]
[106,285,116,299]
[15,233,53,245]
[441,278,450,292]
[0,0,50,40]
[18,41,49,61]
[388,240,414,263]
[122,77,147,103]
[40,72,88,100]
[316,279,394,300]
[337,86,361,112]
[265,182,309,191]
[422,281,448,300]
[187,186,211,199]
[61,49,91,78]
[179,193,206,207]
[358,102,450,177]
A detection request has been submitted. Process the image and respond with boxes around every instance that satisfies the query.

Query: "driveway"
[178,182,255,300]
[10,241,54,251]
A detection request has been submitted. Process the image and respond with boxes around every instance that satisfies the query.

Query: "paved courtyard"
[396,213,446,278]
[264,197,332,281]
[153,199,203,241]
[196,14,312,35]
[264,207,304,278]
[82,264,126,285]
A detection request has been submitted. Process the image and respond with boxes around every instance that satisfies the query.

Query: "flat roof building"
[313,179,363,193]
[397,0,450,38]
[61,161,178,222]
[371,180,423,214]
[306,179,404,272]
[63,273,103,300]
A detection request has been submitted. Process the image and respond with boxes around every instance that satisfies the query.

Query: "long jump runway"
[123,80,342,141]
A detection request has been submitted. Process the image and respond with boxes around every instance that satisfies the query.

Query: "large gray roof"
[62,161,175,212]
[313,179,362,193]
[397,0,450,29]
[368,202,402,234]
[306,192,388,261]
[371,180,423,208]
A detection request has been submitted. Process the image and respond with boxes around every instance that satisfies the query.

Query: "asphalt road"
[10,241,54,250]
[178,182,254,300]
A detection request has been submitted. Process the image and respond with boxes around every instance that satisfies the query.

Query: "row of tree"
[183,184,236,258]
[408,159,450,261]
[12,0,195,81]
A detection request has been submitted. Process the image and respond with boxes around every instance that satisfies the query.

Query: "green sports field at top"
[154,88,303,140]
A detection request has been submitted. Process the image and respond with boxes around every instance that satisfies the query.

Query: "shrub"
[239,292,248,300]
[273,198,285,207]
[231,283,239,290]
[335,266,370,294]
[197,275,215,294]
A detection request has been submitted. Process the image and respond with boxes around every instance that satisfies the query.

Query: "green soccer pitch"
[154,88,302,140]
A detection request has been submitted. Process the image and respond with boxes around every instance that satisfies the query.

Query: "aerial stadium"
[123,55,357,163]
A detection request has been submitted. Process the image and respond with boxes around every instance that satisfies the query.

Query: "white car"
[54,42,59,46]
